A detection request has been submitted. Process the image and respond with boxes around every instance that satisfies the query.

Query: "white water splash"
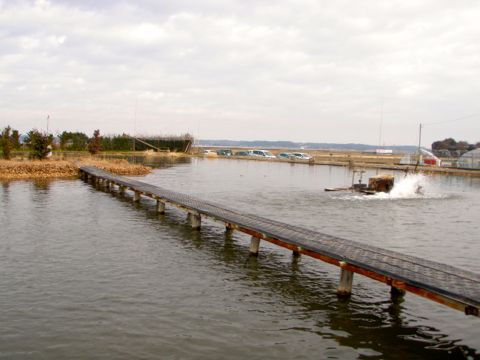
[337,174,446,201]
[373,174,443,200]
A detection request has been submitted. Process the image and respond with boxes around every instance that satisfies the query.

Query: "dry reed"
[0,160,78,179]
[76,159,151,175]
[0,158,151,180]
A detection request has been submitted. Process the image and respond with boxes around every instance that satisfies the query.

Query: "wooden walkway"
[79,166,480,317]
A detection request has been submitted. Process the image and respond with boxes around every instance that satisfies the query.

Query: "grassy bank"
[0,159,151,180]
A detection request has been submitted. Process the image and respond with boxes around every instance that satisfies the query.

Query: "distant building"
[376,149,393,155]
[457,148,480,169]
[399,148,441,166]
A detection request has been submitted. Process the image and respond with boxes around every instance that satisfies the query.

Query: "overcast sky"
[1,0,479,146]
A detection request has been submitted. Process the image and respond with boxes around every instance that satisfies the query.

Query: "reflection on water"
[97,153,191,168]
[0,158,479,359]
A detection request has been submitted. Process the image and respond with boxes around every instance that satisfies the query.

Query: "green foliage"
[87,129,102,154]
[99,133,193,152]
[432,138,477,154]
[25,129,53,159]
[1,126,13,159]
[11,130,21,150]
[59,131,89,151]
[100,134,133,151]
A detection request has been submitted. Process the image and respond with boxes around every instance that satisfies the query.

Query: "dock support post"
[156,199,165,214]
[337,262,354,297]
[119,185,125,195]
[249,236,261,256]
[187,211,201,229]
[390,286,406,301]
[225,223,234,233]
[134,191,141,202]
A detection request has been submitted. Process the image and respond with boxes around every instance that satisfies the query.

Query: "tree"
[25,129,53,159]
[1,126,13,159]
[456,141,470,151]
[11,129,21,150]
[431,138,457,151]
[87,129,102,154]
[59,131,89,151]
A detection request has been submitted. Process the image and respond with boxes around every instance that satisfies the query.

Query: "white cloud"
[397,82,429,97]
[0,0,479,145]
[127,23,167,44]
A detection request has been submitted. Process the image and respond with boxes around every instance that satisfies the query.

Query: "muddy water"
[1,158,479,359]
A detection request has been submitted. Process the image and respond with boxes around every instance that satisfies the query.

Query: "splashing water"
[388,174,427,198]
[374,174,442,199]
[338,174,446,200]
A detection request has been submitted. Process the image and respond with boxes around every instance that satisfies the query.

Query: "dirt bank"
[0,159,151,180]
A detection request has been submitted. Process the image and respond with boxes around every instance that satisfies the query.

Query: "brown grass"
[76,159,151,175]
[0,160,78,179]
[0,158,151,180]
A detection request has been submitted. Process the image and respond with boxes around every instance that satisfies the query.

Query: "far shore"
[195,147,480,178]
[1,148,479,179]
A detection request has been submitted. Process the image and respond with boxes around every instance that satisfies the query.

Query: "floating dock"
[79,166,480,317]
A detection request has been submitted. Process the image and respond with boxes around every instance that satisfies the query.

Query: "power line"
[423,113,477,127]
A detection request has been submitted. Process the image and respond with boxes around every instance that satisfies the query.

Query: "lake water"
[1,158,479,359]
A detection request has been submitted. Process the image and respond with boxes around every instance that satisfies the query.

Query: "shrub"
[25,129,53,159]
[1,126,13,159]
[88,129,102,154]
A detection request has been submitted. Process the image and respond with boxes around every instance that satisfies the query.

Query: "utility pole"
[416,123,423,168]
[378,101,383,147]
[46,114,50,134]
[418,123,422,151]
[133,97,138,151]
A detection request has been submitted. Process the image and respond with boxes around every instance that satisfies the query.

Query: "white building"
[458,148,480,169]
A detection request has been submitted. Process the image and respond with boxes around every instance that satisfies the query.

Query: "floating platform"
[325,174,394,194]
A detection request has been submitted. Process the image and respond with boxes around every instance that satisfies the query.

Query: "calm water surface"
[1,158,479,359]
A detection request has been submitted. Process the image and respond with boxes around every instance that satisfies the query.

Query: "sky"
[1,0,479,147]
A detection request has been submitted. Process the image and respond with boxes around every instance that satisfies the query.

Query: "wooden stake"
[337,263,354,297]
[187,211,201,229]
[250,236,260,256]
[156,199,165,214]
[134,191,141,202]
[391,286,406,300]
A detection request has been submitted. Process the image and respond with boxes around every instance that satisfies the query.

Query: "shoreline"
[0,158,151,180]
[195,148,480,178]
[2,150,479,179]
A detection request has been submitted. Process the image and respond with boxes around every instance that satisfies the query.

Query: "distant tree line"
[1,126,193,160]
[63,132,193,152]
[431,138,479,157]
